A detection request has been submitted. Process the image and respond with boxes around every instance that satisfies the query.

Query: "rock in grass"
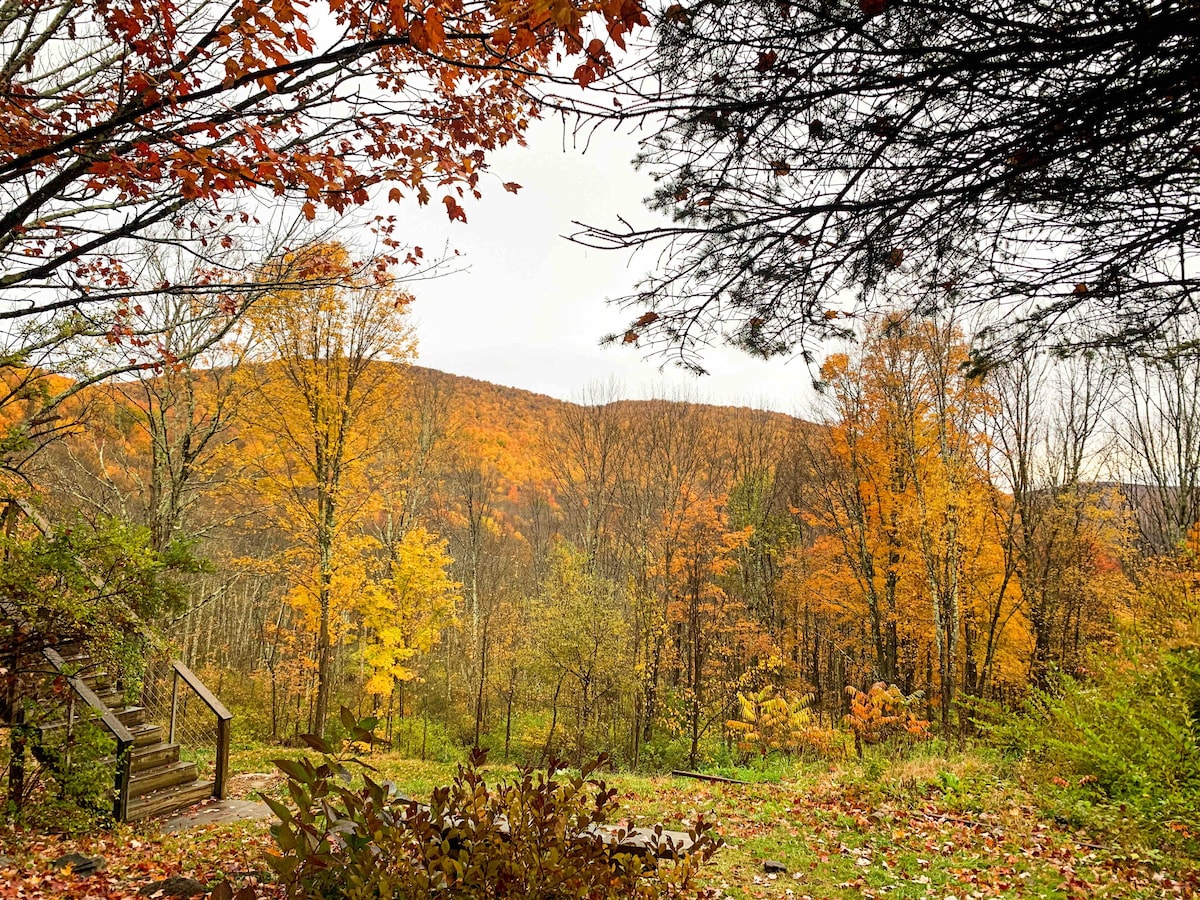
[138,875,208,897]
[50,852,105,876]
[763,859,788,874]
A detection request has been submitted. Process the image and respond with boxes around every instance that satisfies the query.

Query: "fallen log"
[670,770,749,785]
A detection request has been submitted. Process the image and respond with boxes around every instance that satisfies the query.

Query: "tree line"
[9,253,1198,768]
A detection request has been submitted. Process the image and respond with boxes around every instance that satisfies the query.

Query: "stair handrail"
[41,647,135,821]
[168,660,233,800]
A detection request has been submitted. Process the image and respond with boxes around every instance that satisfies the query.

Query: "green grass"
[588,752,1194,900]
[6,740,1194,899]
[216,743,1195,900]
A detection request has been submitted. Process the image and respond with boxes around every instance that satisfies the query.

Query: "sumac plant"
[844,683,931,757]
[216,709,719,900]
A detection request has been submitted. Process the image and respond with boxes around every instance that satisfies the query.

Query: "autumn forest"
[7,244,1197,779]
[4,0,1200,893]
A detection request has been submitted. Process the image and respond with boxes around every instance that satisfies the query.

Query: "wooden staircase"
[2,500,232,824]
[6,641,233,822]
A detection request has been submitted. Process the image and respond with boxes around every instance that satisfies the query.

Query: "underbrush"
[821,741,1025,820]
[219,711,720,900]
[981,641,1200,856]
[1,711,119,832]
[7,721,1199,900]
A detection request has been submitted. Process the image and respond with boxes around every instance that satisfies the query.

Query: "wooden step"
[104,740,181,772]
[82,676,116,694]
[77,666,117,692]
[58,647,88,655]
[130,722,164,747]
[39,704,147,739]
[131,742,180,772]
[38,655,92,682]
[38,687,124,722]
[46,654,106,683]
[129,760,197,797]
[50,647,89,665]
[114,705,147,727]
[92,687,126,709]
[125,779,215,823]
[52,654,107,683]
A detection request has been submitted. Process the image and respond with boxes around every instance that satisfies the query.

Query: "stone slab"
[158,799,275,832]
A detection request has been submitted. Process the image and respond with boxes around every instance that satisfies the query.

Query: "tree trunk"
[313,601,332,738]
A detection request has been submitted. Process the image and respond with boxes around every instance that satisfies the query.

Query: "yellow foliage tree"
[359,527,460,699]
[238,243,416,737]
[726,685,841,759]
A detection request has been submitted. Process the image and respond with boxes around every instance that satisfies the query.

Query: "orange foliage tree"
[844,683,930,757]
[652,493,771,766]
[0,0,647,327]
[793,315,1025,725]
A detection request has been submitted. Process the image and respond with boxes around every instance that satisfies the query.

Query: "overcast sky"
[378,115,822,416]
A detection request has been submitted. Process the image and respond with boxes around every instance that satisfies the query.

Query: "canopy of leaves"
[580,0,1200,369]
[0,0,646,327]
[0,514,197,669]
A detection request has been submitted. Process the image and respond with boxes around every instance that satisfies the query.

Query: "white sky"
[376,116,821,415]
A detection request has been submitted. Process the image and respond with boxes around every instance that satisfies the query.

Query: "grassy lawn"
[1,746,1196,899]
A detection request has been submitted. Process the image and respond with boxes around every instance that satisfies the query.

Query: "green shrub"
[386,715,460,764]
[1048,648,1199,807]
[2,704,119,830]
[218,709,719,900]
[989,644,1200,849]
[636,736,693,774]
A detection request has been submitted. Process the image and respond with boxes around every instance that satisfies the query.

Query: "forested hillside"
[11,296,1198,778]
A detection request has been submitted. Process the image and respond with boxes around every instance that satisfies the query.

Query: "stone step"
[125,779,215,823]
[130,760,197,797]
